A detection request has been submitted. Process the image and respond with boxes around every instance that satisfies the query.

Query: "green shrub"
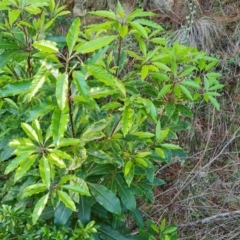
[0,0,223,239]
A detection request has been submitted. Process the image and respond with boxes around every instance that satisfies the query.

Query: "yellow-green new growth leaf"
[134,158,148,167]
[66,18,80,55]
[75,35,117,54]
[8,9,21,27]
[57,190,76,211]
[32,193,49,224]
[27,65,49,101]
[55,73,68,111]
[21,183,47,199]
[73,71,89,100]
[51,107,69,145]
[208,95,220,111]
[39,156,51,189]
[48,153,66,168]
[155,148,165,158]
[157,84,172,99]
[122,106,133,136]
[9,138,34,148]
[124,160,133,176]
[179,85,193,100]
[33,40,59,53]
[130,21,148,39]
[141,65,149,80]
[161,143,182,150]
[21,122,40,143]
[4,150,35,174]
[14,154,37,182]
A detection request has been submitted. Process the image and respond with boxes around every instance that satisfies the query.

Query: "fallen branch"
[178,210,240,228]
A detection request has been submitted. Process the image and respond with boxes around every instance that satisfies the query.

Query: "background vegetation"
[0,0,239,239]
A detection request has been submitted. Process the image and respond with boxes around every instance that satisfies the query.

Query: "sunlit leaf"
[66,18,80,55]
[57,190,76,211]
[32,193,49,224]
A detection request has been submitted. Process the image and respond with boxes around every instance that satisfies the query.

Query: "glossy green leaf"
[134,19,163,30]
[75,36,117,54]
[66,18,80,55]
[55,73,68,111]
[133,132,155,138]
[25,5,41,14]
[51,107,69,145]
[179,66,196,78]
[155,148,165,158]
[122,106,133,136]
[48,149,72,161]
[130,21,148,39]
[176,104,193,118]
[48,153,66,168]
[62,178,91,196]
[152,62,171,72]
[4,150,35,174]
[182,80,200,89]
[21,122,40,143]
[33,40,58,53]
[88,183,121,215]
[82,118,109,136]
[127,9,155,21]
[21,183,47,199]
[14,154,37,182]
[9,9,21,26]
[87,149,112,164]
[54,202,73,226]
[141,65,149,80]
[101,102,122,110]
[116,176,136,211]
[57,138,81,147]
[0,39,19,49]
[87,164,115,176]
[161,143,182,150]
[32,193,49,224]
[208,95,220,110]
[9,138,34,148]
[57,190,76,211]
[162,226,178,235]
[98,224,129,240]
[124,164,135,187]
[166,103,175,118]
[130,208,144,228]
[0,80,31,97]
[27,100,56,122]
[73,71,89,100]
[135,158,148,167]
[88,87,116,99]
[27,66,49,101]
[3,97,18,110]
[0,50,19,69]
[77,197,91,225]
[85,64,126,96]
[32,119,43,145]
[179,85,193,100]
[39,156,51,189]
[157,84,172,99]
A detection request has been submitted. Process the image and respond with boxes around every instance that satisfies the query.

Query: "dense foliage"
[0,0,223,239]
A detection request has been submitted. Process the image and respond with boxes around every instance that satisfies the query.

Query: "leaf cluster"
[0,0,223,238]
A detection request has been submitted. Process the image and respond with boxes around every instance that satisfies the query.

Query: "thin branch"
[178,210,240,228]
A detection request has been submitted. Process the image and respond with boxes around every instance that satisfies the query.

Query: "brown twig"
[178,210,240,228]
